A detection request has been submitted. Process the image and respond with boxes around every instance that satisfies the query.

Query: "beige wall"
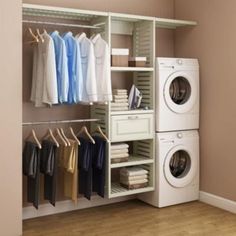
[175,0,236,201]
[0,1,22,236]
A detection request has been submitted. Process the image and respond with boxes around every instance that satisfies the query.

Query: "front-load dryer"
[139,130,199,207]
[156,57,199,132]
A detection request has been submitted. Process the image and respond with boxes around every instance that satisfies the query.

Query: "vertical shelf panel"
[108,15,156,199]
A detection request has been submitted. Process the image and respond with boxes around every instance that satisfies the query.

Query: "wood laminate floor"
[23,200,236,236]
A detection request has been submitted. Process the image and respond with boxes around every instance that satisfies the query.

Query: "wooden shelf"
[111,67,154,72]
[111,156,154,169]
[156,18,197,29]
[111,109,154,116]
[110,183,154,198]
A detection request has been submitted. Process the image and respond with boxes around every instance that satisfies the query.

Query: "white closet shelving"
[22,4,197,214]
[156,18,197,29]
[111,67,154,72]
[103,12,156,198]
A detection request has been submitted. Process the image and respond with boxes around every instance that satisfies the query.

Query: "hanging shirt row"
[30,31,112,107]
[23,134,106,209]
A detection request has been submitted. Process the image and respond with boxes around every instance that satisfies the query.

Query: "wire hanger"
[77,126,95,144]
[68,127,81,146]
[92,125,109,143]
[25,129,42,149]
[60,127,71,146]
[54,128,68,147]
[41,128,59,148]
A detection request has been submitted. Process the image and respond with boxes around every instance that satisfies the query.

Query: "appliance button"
[177,133,183,139]
[177,59,183,65]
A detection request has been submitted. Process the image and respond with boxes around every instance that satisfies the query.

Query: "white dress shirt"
[76,33,97,103]
[91,34,112,102]
[31,32,58,107]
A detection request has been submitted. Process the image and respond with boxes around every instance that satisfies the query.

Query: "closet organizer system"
[22,4,197,217]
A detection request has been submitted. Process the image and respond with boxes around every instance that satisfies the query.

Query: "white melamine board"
[111,156,154,169]
[111,67,154,72]
[156,17,197,29]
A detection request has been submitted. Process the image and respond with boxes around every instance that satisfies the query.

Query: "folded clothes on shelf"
[111,143,129,150]
[120,182,148,190]
[111,148,129,155]
[111,89,129,111]
[111,153,129,159]
[120,174,148,181]
[111,102,129,107]
[111,157,129,164]
[119,167,149,190]
[120,178,148,186]
[120,167,148,177]
[113,89,128,94]
[111,107,129,111]
[111,143,129,164]
[113,98,128,103]
[113,95,128,99]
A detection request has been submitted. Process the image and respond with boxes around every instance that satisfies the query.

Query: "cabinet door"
[111,114,154,142]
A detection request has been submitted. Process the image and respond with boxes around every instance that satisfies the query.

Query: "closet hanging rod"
[22,119,101,126]
[22,20,101,29]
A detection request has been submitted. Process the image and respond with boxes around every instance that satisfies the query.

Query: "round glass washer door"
[164,145,197,188]
[164,71,197,114]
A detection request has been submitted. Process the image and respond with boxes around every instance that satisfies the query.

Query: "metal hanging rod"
[22,20,101,29]
[22,118,100,126]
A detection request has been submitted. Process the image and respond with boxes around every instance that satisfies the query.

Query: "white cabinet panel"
[111,114,154,142]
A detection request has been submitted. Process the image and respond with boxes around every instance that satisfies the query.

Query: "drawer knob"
[128,116,139,120]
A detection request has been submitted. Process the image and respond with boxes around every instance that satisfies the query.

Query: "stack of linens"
[120,167,148,190]
[111,89,129,111]
[111,143,129,164]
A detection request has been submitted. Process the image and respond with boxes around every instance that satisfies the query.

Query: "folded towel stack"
[120,167,148,190]
[111,143,129,163]
[111,89,129,111]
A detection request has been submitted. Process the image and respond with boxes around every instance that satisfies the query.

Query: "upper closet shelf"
[111,67,154,72]
[156,18,197,29]
[22,3,108,20]
[110,12,154,22]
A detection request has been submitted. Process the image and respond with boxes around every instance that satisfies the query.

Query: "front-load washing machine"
[139,130,199,207]
[156,57,199,132]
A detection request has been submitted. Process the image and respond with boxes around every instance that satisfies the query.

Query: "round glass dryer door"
[164,72,197,113]
[164,146,197,188]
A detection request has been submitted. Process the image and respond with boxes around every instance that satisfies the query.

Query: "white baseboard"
[23,195,135,220]
[200,191,236,214]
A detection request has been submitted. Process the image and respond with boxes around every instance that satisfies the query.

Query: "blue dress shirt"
[50,31,69,103]
[63,32,83,104]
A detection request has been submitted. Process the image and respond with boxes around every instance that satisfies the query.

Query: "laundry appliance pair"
[140,58,200,207]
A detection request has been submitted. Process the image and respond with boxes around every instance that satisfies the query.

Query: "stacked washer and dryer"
[140,58,200,207]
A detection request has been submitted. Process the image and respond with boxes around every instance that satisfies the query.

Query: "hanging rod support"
[22,119,101,126]
[22,20,101,29]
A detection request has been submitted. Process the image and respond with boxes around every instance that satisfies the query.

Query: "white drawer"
[111,114,154,142]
